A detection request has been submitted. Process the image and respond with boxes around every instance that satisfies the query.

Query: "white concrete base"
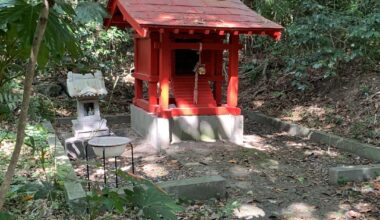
[72,118,110,139]
[131,105,244,150]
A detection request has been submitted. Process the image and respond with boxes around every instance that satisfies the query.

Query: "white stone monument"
[67,71,110,139]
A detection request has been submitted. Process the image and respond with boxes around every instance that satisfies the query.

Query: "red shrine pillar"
[214,51,223,106]
[159,32,171,113]
[227,35,239,107]
[133,36,143,104]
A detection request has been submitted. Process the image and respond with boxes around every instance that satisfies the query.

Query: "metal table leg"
[103,148,107,185]
[130,143,135,174]
[115,156,118,188]
[85,142,90,191]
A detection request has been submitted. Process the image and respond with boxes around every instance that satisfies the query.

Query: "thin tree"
[0,0,50,210]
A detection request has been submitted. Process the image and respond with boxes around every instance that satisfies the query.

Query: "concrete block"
[57,114,130,126]
[329,164,380,185]
[64,137,96,160]
[171,115,243,144]
[45,121,87,213]
[131,104,170,150]
[157,176,226,201]
[64,181,87,214]
[132,105,244,149]
[309,131,380,162]
[244,111,310,137]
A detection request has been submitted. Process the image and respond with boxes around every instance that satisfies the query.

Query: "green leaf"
[37,42,49,68]
[0,211,14,220]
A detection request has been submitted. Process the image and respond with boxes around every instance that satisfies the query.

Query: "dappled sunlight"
[323,201,378,220]
[259,159,279,170]
[304,149,339,157]
[243,135,278,152]
[229,165,253,177]
[90,167,105,180]
[281,105,327,122]
[284,141,305,148]
[0,141,14,156]
[281,202,318,220]
[233,204,266,219]
[142,163,169,178]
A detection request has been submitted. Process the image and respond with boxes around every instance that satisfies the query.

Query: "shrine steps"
[171,76,217,108]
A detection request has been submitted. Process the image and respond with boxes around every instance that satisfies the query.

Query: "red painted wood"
[135,99,150,112]
[159,33,171,111]
[171,76,216,108]
[148,82,158,112]
[134,79,143,104]
[135,37,152,75]
[160,106,241,118]
[170,42,236,51]
[133,72,159,82]
[105,0,283,39]
[214,51,223,105]
[227,35,239,107]
[150,32,160,77]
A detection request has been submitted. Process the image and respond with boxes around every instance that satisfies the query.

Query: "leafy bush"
[24,124,49,169]
[76,23,133,72]
[245,0,380,90]
[87,171,183,220]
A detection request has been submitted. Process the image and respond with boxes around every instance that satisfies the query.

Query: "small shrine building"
[105,0,283,148]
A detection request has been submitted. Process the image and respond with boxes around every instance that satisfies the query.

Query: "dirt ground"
[56,118,380,220]
[239,70,380,147]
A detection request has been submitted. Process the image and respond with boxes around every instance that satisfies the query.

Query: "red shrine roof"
[105,0,283,39]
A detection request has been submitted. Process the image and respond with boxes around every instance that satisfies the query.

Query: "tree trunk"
[0,0,50,210]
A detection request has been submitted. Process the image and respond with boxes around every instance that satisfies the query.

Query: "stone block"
[45,121,87,214]
[131,104,170,150]
[329,164,380,185]
[309,131,380,162]
[157,176,226,201]
[131,105,244,149]
[64,137,96,160]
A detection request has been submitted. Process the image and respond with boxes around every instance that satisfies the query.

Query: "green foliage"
[76,23,132,72]
[75,2,108,24]
[0,0,81,68]
[0,91,19,117]
[246,0,380,90]
[9,180,61,201]
[222,200,241,217]
[88,171,184,220]
[0,211,14,220]
[28,95,55,121]
[0,130,15,142]
[24,124,49,169]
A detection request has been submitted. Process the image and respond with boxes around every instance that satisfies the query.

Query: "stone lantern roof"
[67,71,108,98]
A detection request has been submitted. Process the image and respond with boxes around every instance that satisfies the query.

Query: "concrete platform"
[157,176,226,201]
[131,105,244,150]
[329,164,380,185]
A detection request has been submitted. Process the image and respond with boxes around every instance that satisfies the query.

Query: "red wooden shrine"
[105,0,283,119]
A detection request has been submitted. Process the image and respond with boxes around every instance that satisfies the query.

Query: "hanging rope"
[193,43,202,104]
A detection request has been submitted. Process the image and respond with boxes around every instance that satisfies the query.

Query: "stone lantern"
[67,71,110,139]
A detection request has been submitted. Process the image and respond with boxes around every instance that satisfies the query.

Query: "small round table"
[88,136,134,188]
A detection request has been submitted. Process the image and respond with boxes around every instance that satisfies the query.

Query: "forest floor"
[54,119,380,220]
[239,68,380,147]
